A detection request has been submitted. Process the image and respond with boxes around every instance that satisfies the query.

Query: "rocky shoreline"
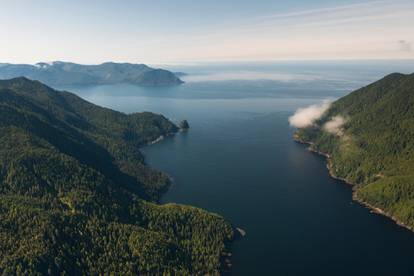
[147,132,174,145]
[147,124,189,146]
[221,227,247,272]
[293,135,414,233]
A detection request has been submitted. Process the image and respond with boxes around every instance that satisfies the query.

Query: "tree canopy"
[0,77,234,275]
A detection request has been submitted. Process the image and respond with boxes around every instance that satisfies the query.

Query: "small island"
[179,119,190,130]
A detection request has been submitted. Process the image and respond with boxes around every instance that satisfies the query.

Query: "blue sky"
[0,0,413,64]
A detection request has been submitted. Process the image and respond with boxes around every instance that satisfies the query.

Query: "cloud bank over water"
[289,100,331,128]
[182,71,319,82]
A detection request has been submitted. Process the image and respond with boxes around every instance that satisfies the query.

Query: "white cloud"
[397,40,412,52]
[289,101,331,128]
[261,1,389,22]
[324,115,347,136]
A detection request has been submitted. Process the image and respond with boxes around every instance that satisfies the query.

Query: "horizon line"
[1,57,414,67]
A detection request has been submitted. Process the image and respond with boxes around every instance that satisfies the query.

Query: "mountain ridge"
[0,61,184,87]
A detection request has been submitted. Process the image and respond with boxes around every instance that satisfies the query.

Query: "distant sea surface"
[63,60,414,276]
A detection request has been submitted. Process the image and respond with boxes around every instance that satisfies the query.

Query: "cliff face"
[295,73,414,230]
[0,61,184,87]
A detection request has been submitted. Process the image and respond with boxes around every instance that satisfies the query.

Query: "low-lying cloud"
[397,40,412,52]
[323,115,346,136]
[289,100,331,128]
[182,71,320,82]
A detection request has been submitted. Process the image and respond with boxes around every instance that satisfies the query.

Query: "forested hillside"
[295,73,414,230]
[0,77,234,275]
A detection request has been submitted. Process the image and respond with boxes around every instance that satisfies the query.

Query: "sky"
[0,0,413,64]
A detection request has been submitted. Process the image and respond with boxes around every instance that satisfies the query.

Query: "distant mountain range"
[0,61,184,87]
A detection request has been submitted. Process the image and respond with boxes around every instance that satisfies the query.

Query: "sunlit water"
[63,61,414,276]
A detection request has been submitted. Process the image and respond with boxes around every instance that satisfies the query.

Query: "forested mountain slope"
[295,72,414,230]
[0,77,233,275]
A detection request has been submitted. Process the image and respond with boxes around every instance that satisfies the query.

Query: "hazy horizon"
[1,59,414,68]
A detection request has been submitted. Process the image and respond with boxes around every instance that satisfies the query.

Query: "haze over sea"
[64,60,414,275]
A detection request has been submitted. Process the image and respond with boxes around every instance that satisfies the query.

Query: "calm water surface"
[65,61,414,276]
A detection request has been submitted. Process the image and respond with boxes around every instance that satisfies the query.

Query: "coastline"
[293,135,414,233]
[147,132,173,145]
[147,126,188,146]
[144,129,240,274]
[144,131,178,202]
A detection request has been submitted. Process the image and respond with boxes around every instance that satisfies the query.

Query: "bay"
[65,60,414,276]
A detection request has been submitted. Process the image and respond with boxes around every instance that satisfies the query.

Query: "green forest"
[296,72,414,230]
[0,77,234,275]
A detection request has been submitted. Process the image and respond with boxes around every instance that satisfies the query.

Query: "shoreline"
[294,136,414,233]
[147,132,174,146]
[145,129,240,273]
[147,127,188,146]
[144,131,178,203]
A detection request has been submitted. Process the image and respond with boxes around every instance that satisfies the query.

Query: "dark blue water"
[66,61,414,276]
